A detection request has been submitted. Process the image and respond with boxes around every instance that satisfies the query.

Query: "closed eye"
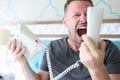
[73,14,81,17]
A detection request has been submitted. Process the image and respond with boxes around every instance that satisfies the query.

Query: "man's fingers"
[82,35,98,52]
[98,40,106,52]
[80,42,90,54]
[14,42,22,55]
[10,39,16,52]
[16,47,26,58]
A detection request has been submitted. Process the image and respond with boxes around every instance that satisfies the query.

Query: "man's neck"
[67,38,81,51]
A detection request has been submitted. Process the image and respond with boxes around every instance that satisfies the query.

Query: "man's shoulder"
[51,37,67,44]
[103,39,112,44]
[103,39,117,48]
[48,37,68,49]
[103,39,120,53]
[48,37,68,53]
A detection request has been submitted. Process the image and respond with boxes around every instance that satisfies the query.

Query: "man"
[9,0,120,80]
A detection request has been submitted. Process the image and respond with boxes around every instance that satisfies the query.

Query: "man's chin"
[76,35,83,43]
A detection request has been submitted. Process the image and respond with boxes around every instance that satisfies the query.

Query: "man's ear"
[62,17,67,27]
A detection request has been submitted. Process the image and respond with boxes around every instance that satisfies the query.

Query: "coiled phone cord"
[45,48,80,80]
[46,48,54,79]
[53,60,80,80]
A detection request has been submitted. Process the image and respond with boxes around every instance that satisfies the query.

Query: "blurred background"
[0,0,120,80]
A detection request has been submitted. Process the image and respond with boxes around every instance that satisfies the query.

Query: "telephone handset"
[87,7,103,46]
[14,24,47,60]
[14,23,80,80]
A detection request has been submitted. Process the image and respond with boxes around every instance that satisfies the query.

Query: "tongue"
[77,29,87,36]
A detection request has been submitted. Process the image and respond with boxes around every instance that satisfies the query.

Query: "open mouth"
[77,28,87,37]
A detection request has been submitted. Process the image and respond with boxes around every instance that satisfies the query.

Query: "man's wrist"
[89,65,110,80]
[23,68,33,75]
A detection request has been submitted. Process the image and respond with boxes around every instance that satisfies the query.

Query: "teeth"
[78,27,86,29]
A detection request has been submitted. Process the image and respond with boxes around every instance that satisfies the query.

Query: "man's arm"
[8,39,49,80]
[110,74,120,80]
[88,65,110,80]
[21,63,49,80]
[79,35,120,80]
[90,67,120,80]
[89,65,120,80]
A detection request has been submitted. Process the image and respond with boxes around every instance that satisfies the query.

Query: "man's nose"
[79,15,87,23]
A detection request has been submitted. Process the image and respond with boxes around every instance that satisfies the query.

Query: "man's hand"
[8,39,28,66]
[79,34,106,72]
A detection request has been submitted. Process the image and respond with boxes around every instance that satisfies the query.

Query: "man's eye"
[73,14,81,17]
[84,13,87,16]
[74,14,80,16]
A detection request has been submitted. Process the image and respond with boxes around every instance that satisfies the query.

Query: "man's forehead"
[67,1,91,11]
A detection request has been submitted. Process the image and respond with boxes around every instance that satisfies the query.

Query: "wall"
[0,0,120,24]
